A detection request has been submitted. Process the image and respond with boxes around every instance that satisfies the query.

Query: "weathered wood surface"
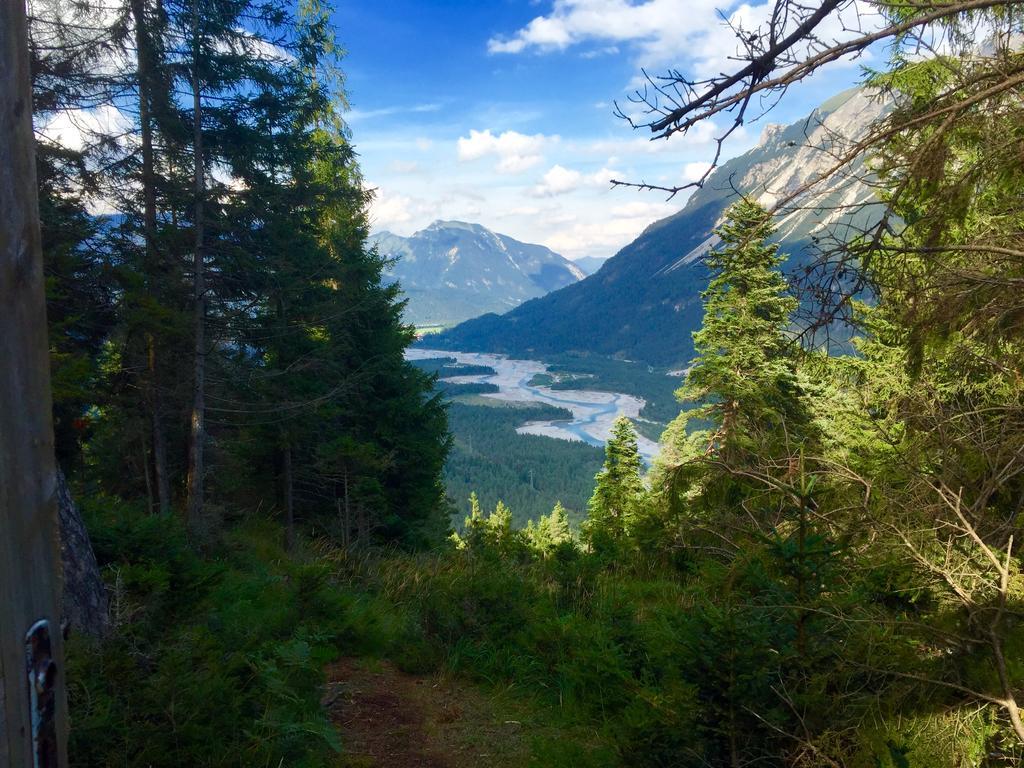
[0,1,70,765]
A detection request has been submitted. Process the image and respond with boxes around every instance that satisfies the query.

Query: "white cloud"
[506,205,542,217]
[488,0,881,73]
[368,186,417,231]
[389,160,421,174]
[683,161,713,182]
[456,129,556,174]
[532,164,617,197]
[347,103,441,122]
[581,45,620,59]
[489,14,573,52]
[367,182,491,236]
[532,164,582,196]
[611,201,677,219]
[37,105,135,152]
[488,0,728,65]
[542,198,680,258]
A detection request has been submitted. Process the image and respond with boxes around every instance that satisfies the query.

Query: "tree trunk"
[130,0,172,515]
[56,470,109,638]
[185,0,206,532]
[150,358,171,513]
[0,2,70,761]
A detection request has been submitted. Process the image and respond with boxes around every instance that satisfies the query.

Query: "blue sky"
[333,0,874,260]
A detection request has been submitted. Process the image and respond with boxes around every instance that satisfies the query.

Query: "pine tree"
[545,501,571,547]
[649,198,819,573]
[31,0,451,548]
[585,415,645,554]
[527,501,573,557]
[678,198,800,462]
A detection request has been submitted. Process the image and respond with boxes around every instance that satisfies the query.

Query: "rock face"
[57,470,109,638]
[431,88,887,366]
[371,221,584,327]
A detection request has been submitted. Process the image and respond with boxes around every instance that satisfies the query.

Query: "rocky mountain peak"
[369,221,583,327]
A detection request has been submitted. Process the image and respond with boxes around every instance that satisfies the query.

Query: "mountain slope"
[573,255,608,275]
[372,221,584,327]
[430,88,885,366]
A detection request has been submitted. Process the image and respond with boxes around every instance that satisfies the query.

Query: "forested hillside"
[430,88,884,366]
[13,1,1024,767]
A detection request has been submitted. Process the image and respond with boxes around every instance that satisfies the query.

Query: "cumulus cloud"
[368,186,417,231]
[457,129,555,174]
[38,105,135,152]
[488,0,880,73]
[532,165,582,196]
[532,164,617,197]
[682,161,713,182]
[542,198,680,258]
[488,0,732,65]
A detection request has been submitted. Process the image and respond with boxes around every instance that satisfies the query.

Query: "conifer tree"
[653,199,811,519]
[468,491,482,522]
[527,500,573,557]
[30,0,451,547]
[679,198,800,461]
[585,415,645,553]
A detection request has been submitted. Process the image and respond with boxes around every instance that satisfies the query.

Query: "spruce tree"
[678,198,800,462]
[652,198,816,562]
[527,501,573,557]
[31,0,451,547]
[585,415,645,553]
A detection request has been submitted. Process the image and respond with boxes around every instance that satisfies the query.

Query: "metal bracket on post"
[24,622,57,768]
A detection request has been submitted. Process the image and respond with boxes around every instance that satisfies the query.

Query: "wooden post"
[0,1,70,766]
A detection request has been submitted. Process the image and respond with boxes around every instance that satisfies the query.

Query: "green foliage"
[444,402,604,526]
[438,380,500,396]
[584,416,647,556]
[66,500,398,767]
[525,501,574,558]
[34,0,450,546]
[37,3,1024,767]
[671,199,803,460]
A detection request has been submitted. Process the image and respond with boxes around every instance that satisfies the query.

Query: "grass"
[67,499,616,768]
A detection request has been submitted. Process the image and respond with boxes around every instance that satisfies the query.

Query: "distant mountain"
[371,221,584,327]
[572,256,608,275]
[429,88,885,366]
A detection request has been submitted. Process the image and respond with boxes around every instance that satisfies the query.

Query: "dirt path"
[323,658,529,768]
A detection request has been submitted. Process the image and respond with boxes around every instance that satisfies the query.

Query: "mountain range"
[428,88,885,366]
[572,256,608,275]
[371,221,585,327]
